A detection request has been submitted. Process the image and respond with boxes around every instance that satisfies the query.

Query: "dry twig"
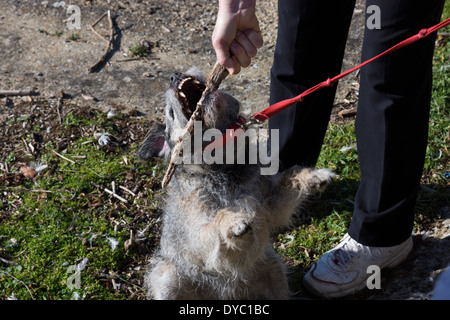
[0,270,35,300]
[89,10,114,72]
[105,182,128,203]
[51,149,76,164]
[161,62,229,188]
[0,90,37,97]
[51,149,103,178]
[0,255,18,266]
[119,185,136,197]
[89,11,109,43]
[105,188,128,203]
[116,57,154,62]
[55,98,63,124]
[13,188,53,193]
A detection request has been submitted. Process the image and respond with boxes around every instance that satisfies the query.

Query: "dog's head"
[138,67,240,160]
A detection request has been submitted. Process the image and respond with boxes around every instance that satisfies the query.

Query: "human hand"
[212,0,263,75]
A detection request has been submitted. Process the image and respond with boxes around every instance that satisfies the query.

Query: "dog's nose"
[170,72,183,86]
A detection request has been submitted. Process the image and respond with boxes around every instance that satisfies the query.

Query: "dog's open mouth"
[177,77,206,116]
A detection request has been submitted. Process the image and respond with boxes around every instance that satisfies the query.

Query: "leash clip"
[239,117,261,130]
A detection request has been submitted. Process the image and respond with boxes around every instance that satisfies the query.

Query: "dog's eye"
[168,107,174,119]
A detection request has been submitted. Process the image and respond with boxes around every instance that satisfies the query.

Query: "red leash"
[204,18,450,152]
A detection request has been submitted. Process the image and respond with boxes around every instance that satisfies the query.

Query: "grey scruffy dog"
[138,67,335,299]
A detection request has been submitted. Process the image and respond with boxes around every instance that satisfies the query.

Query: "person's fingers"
[231,55,241,75]
[230,40,251,68]
[243,29,264,50]
[212,37,234,70]
[235,30,258,58]
[228,29,264,72]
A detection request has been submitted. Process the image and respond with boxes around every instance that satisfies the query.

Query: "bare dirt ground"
[0,0,362,120]
[1,0,449,300]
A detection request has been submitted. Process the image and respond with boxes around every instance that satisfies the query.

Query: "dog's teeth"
[193,80,201,85]
[178,77,192,90]
[179,92,186,98]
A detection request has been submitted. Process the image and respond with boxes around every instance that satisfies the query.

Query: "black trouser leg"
[348,0,445,246]
[269,0,356,169]
[270,0,444,247]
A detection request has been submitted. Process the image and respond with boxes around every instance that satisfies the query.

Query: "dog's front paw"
[230,221,252,238]
[214,210,252,244]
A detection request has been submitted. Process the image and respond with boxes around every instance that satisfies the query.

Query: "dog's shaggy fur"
[138,67,335,299]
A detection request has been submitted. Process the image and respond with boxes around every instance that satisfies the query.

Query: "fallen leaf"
[20,166,37,178]
[125,171,134,180]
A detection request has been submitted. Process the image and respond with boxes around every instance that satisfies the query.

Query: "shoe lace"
[333,234,381,266]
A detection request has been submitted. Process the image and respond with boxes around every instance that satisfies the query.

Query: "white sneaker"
[303,233,413,298]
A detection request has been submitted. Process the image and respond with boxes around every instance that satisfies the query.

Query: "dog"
[138,67,335,299]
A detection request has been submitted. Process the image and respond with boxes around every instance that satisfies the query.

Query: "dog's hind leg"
[145,258,182,300]
[247,249,290,299]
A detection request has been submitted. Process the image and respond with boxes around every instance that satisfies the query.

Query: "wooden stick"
[89,10,114,73]
[0,270,35,300]
[119,185,136,197]
[52,149,76,164]
[68,212,79,231]
[92,11,108,28]
[14,188,53,193]
[0,90,37,97]
[52,149,103,177]
[56,98,63,124]
[0,255,18,266]
[89,11,108,43]
[89,26,109,44]
[105,188,128,203]
[116,57,159,62]
[161,62,229,188]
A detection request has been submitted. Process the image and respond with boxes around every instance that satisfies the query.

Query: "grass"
[0,8,448,300]
[66,32,80,42]
[0,108,164,300]
[129,44,150,58]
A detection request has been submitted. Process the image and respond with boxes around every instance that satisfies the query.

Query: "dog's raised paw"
[287,167,335,193]
[306,169,335,191]
[230,221,252,238]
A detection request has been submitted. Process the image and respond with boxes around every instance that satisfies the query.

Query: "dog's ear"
[137,124,170,160]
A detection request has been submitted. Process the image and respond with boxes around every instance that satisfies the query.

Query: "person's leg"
[269,0,356,169]
[303,0,445,298]
[348,0,445,247]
